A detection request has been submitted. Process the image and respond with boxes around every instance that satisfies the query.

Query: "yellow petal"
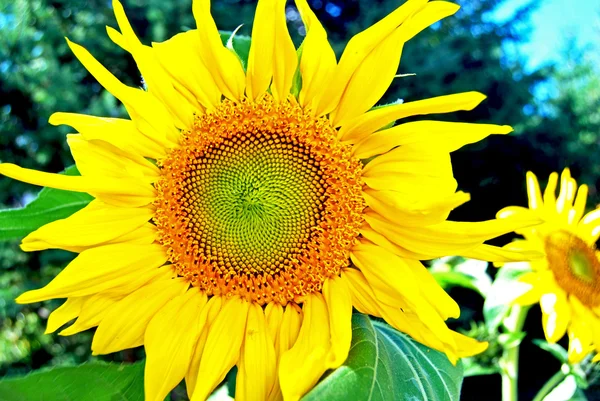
[409,262,461,320]
[271,0,298,100]
[144,289,208,401]
[323,276,352,366]
[363,188,469,227]
[450,331,488,358]
[556,168,575,214]
[330,28,405,127]
[22,200,153,252]
[362,147,457,196]
[364,211,541,260]
[49,113,165,159]
[295,0,336,110]
[279,294,331,401]
[111,0,197,130]
[567,316,594,363]
[571,184,588,225]
[460,243,544,264]
[192,0,246,100]
[540,292,571,343]
[152,30,221,109]
[92,275,189,355]
[491,268,541,308]
[543,172,559,211]
[351,241,421,308]
[191,297,249,401]
[343,269,451,358]
[278,304,303,356]
[39,223,157,254]
[332,1,460,127]
[185,296,223,399]
[511,284,542,307]
[16,243,167,303]
[578,208,600,245]
[59,293,123,336]
[526,171,543,211]
[342,268,381,315]
[263,304,283,401]
[0,163,155,208]
[236,303,277,401]
[339,91,486,142]
[45,297,84,334]
[353,121,513,159]
[316,0,428,116]
[265,302,284,350]
[266,304,302,401]
[66,39,179,146]
[246,0,275,100]
[398,2,459,42]
[67,135,158,182]
[246,0,297,100]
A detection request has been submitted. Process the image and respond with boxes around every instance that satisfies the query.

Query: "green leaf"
[0,165,93,242]
[431,271,482,294]
[498,331,527,349]
[483,263,531,331]
[461,359,500,377]
[220,31,251,69]
[533,339,569,363]
[302,314,464,401]
[430,258,492,297]
[0,361,145,401]
[543,375,588,401]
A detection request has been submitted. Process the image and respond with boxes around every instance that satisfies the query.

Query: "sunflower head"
[0,0,542,399]
[498,168,600,362]
[154,95,365,305]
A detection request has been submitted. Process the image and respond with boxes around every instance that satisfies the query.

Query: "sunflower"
[1,0,540,400]
[498,168,600,363]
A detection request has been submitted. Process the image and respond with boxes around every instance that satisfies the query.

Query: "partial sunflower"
[0,0,540,400]
[497,168,600,363]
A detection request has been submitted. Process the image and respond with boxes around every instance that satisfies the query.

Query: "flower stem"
[531,370,568,401]
[500,305,530,401]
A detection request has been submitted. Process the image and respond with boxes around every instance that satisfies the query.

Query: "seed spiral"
[545,230,600,307]
[154,95,365,305]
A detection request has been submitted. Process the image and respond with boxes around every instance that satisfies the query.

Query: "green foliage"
[220,31,251,68]
[533,340,569,364]
[302,314,464,401]
[0,361,144,401]
[430,257,492,297]
[483,263,531,331]
[542,376,588,401]
[0,165,92,242]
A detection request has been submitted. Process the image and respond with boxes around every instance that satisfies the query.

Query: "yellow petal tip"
[15,293,33,305]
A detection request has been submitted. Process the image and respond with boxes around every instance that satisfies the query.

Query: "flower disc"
[544,230,600,307]
[155,95,365,305]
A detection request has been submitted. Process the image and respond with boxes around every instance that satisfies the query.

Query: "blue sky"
[492,0,599,70]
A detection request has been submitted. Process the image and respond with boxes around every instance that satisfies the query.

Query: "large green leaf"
[0,361,145,401]
[0,165,93,242]
[302,314,464,401]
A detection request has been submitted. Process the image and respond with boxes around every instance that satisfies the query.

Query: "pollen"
[544,230,600,307]
[154,95,365,305]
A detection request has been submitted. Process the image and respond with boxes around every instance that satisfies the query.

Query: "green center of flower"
[154,95,365,305]
[544,230,600,306]
[183,132,326,274]
[568,249,595,284]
